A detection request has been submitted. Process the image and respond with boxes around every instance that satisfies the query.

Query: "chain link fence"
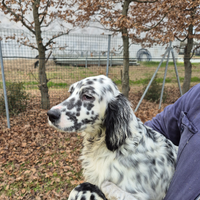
[2,28,199,120]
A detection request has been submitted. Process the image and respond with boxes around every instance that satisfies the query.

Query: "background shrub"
[143,75,167,103]
[0,82,29,116]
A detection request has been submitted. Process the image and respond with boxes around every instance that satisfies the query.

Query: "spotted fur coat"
[47,75,178,200]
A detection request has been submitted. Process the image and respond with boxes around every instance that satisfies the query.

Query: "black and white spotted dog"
[47,75,178,200]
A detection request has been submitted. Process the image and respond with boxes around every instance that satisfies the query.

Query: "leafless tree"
[0,0,75,109]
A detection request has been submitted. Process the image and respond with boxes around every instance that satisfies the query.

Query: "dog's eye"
[82,94,94,101]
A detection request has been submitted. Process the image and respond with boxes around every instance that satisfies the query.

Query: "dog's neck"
[81,113,144,154]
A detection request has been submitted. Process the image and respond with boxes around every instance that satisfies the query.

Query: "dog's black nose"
[47,109,61,123]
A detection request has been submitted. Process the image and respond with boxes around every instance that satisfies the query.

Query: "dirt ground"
[0,85,186,199]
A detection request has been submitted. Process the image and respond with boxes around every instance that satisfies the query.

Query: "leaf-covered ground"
[0,86,181,199]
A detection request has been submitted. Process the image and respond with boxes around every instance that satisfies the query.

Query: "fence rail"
[0,29,181,96]
[1,29,200,123]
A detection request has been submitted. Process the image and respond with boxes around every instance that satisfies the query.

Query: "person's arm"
[101,182,139,200]
[144,101,182,146]
[144,83,200,146]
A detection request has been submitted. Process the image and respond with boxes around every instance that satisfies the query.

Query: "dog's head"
[47,75,120,133]
[47,75,135,151]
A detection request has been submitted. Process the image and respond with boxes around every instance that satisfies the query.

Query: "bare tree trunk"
[182,24,193,94]
[33,0,50,109]
[121,0,131,98]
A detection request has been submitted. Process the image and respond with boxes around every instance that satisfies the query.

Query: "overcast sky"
[0,10,113,36]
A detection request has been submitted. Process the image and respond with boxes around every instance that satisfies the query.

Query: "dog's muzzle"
[47,109,61,123]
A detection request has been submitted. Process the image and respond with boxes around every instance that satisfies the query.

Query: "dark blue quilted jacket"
[145,83,200,200]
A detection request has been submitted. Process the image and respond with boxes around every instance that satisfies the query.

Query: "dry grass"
[0,59,200,99]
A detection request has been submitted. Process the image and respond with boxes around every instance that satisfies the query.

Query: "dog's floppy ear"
[104,94,132,151]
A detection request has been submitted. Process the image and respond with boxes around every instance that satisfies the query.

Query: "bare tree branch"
[39,0,51,25]
[174,35,188,42]
[88,25,120,33]
[91,17,121,32]
[143,12,168,31]
[40,19,54,28]
[45,51,52,63]
[29,70,39,82]
[2,0,35,35]
[44,30,71,49]
[18,0,34,28]
[20,42,38,50]
[46,45,69,50]
[190,44,200,58]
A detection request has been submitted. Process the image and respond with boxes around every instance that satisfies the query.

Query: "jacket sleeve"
[144,84,200,146]
[101,181,148,200]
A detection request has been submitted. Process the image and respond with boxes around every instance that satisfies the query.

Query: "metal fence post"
[106,35,111,76]
[0,39,10,128]
[98,52,100,67]
[134,47,169,112]
[110,53,112,67]
[159,41,172,109]
[85,52,88,68]
[171,48,182,96]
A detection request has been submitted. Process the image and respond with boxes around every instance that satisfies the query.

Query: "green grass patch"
[47,81,68,88]
[139,61,185,68]
[114,77,172,85]
[179,76,200,82]
[0,81,38,89]
[114,76,200,87]
[191,76,200,82]
[0,81,68,89]
[132,77,172,85]
[23,81,38,85]
[1,72,199,94]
